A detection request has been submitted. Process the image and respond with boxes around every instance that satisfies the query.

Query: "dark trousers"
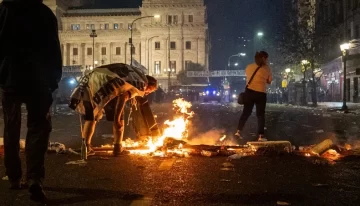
[2,89,53,183]
[237,88,267,135]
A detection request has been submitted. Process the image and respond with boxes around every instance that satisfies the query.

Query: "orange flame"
[129,98,193,155]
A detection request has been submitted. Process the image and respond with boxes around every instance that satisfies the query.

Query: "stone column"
[61,44,65,66]
[110,42,114,64]
[66,43,71,66]
[81,43,86,67]
[124,42,128,65]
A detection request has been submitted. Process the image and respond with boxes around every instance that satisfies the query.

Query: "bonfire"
[128,98,194,156]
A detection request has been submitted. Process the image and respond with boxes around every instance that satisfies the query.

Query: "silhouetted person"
[0,0,62,203]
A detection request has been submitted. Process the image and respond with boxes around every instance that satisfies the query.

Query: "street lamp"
[164,68,175,92]
[285,68,291,73]
[301,60,310,105]
[90,29,97,69]
[129,15,160,65]
[254,31,264,53]
[234,62,239,66]
[94,60,98,67]
[301,60,310,65]
[340,43,350,111]
[227,53,244,68]
[147,36,159,75]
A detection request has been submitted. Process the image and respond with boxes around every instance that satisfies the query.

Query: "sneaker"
[234,130,243,140]
[258,135,268,142]
[113,144,130,156]
[29,183,46,203]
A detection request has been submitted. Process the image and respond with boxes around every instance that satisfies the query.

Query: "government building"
[0,0,209,91]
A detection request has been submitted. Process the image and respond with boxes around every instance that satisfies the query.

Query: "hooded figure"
[0,0,62,203]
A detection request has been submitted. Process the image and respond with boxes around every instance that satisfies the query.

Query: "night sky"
[91,0,285,70]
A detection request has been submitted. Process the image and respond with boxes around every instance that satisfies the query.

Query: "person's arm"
[267,67,273,84]
[127,87,144,98]
[45,8,62,90]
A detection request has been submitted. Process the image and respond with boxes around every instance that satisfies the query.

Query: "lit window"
[154,61,161,74]
[170,61,176,73]
[71,24,80,30]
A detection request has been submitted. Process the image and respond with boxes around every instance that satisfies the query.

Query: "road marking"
[130,196,153,206]
[158,159,176,170]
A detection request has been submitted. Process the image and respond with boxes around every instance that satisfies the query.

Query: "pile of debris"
[295,139,356,164]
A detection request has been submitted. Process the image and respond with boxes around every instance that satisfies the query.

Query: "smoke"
[187,129,226,145]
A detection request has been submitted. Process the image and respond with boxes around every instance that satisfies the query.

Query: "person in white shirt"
[235,51,272,141]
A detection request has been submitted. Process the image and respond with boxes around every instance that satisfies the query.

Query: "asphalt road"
[1,102,360,206]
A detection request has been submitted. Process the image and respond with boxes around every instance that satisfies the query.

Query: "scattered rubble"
[66,160,87,166]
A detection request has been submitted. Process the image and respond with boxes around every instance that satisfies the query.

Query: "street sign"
[63,66,82,73]
[62,66,83,78]
[187,70,245,77]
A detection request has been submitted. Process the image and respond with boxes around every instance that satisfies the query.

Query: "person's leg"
[113,95,129,156]
[24,89,52,201]
[83,121,96,145]
[2,91,23,189]
[82,101,96,149]
[236,90,255,136]
[255,92,267,139]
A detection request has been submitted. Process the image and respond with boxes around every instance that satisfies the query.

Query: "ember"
[322,149,341,161]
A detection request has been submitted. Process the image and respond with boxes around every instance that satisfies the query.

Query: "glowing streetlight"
[340,43,350,52]
[285,68,291,73]
[154,14,161,19]
[240,53,246,56]
[301,60,310,65]
[257,32,264,37]
[234,63,239,66]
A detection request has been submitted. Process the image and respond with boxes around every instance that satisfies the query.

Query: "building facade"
[316,0,360,102]
[40,0,209,91]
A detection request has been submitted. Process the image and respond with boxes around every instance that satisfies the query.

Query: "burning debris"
[83,98,360,162]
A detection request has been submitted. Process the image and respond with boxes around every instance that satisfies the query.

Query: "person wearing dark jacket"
[0,0,62,202]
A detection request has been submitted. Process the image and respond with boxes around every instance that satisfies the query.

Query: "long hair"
[255,51,269,66]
